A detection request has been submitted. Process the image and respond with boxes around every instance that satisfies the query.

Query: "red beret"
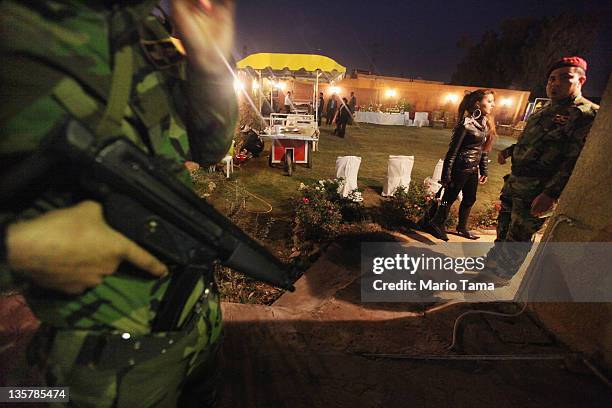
[547,56,588,77]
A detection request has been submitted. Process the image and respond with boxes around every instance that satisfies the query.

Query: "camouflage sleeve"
[542,113,594,199]
[0,53,70,286]
[0,55,68,157]
[181,65,237,166]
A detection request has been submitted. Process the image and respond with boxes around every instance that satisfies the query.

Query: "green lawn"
[231,123,514,217]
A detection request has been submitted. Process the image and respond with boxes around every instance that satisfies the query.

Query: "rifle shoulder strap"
[94,46,134,138]
[52,45,134,139]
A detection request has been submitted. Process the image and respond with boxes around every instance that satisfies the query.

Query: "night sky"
[234,0,611,97]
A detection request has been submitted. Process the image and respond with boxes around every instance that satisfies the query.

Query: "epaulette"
[573,96,599,117]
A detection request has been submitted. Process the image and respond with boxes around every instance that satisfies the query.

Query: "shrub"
[475,201,501,228]
[379,182,431,228]
[293,178,364,242]
[379,182,460,230]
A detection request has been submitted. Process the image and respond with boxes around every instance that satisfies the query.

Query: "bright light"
[251,81,260,91]
[233,79,245,92]
[385,89,397,98]
[274,81,286,90]
[328,86,340,94]
[445,94,459,104]
[500,97,513,107]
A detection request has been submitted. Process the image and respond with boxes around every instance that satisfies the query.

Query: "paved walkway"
[219,230,611,407]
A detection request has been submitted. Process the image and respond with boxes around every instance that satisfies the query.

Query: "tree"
[451,13,599,97]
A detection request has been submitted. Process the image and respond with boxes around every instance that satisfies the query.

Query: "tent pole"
[258,70,262,114]
[315,71,320,125]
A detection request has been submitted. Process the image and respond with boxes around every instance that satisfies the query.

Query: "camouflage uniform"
[0,1,236,406]
[492,95,598,277]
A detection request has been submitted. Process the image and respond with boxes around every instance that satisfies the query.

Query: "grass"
[231,123,514,218]
[207,123,514,303]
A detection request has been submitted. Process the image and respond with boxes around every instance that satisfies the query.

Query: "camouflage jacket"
[0,0,236,335]
[501,95,599,199]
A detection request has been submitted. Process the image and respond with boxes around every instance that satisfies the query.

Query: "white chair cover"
[221,156,233,178]
[424,159,461,201]
[382,155,414,196]
[335,156,361,197]
[413,112,430,127]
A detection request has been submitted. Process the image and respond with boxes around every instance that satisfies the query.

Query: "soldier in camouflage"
[480,56,599,283]
[0,0,236,406]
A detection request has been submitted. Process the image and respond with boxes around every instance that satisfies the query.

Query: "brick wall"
[285,74,530,125]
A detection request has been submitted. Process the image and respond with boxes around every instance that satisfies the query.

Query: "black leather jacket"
[441,117,489,183]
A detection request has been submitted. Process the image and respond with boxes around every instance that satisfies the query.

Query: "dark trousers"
[335,120,348,137]
[326,110,335,125]
[441,169,478,209]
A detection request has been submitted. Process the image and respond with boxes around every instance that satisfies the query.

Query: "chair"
[431,111,445,128]
[335,156,361,198]
[220,140,235,178]
[403,112,413,126]
[382,155,414,196]
[221,156,233,178]
[423,159,461,200]
[511,121,527,138]
[312,129,320,152]
[413,112,430,127]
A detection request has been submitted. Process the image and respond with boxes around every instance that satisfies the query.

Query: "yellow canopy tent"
[236,53,346,120]
[236,53,346,80]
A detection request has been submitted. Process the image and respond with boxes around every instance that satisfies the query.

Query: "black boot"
[427,203,450,241]
[457,204,479,240]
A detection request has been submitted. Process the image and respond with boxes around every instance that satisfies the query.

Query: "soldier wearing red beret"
[475,56,599,285]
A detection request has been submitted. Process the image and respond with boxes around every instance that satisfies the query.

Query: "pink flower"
[303,197,310,204]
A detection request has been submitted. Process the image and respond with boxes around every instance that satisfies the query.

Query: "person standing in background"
[317,92,324,126]
[284,91,294,113]
[348,91,357,123]
[326,94,337,125]
[334,97,352,138]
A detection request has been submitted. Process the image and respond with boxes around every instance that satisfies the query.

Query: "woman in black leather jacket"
[427,89,496,240]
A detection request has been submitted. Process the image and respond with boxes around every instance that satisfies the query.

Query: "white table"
[354,111,410,126]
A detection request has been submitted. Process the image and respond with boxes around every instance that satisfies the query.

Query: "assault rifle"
[0,120,294,330]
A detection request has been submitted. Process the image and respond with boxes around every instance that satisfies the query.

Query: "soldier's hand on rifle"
[497,151,507,165]
[6,201,168,294]
[530,193,555,217]
[171,0,235,75]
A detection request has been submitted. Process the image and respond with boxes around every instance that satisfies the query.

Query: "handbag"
[418,186,444,228]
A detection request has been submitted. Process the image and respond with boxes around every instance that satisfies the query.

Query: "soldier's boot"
[456,204,479,240]
[428,202,450,241]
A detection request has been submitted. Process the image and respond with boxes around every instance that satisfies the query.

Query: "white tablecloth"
[354,111,409,126]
